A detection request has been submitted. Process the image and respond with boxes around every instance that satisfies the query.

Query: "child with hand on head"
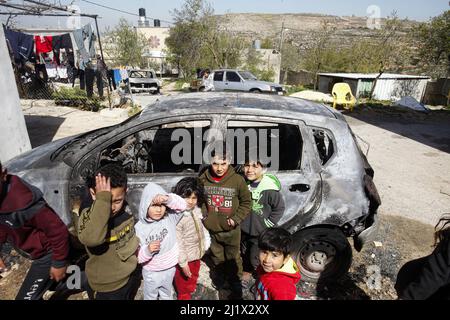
[172,177,211,300]
[255,227,300,300]
[135,182,186,300]
[77,164,141,300]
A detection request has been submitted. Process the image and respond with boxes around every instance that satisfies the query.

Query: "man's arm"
[31,207,69,268]
[399,239,450,300]
[0,230,6,271]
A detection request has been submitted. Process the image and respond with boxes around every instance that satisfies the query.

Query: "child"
[241,155,285,285]
[199,143,252,299]
[135,182,186,300]
[255,227,300,300]
[0,161,69,300]
[76,164,141,300]
[172,177,211,300]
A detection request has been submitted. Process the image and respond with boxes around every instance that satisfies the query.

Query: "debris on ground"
[394,96,429,112]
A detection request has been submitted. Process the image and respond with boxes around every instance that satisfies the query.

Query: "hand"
[181,265,192,278]
[152,194,169,206]
[50,266,67,282]
[227,218,236,228]
[95,174,111,193]
[148,240,160,253]
[0,257,6,272]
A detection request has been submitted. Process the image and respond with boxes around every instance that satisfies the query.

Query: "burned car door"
[224,116,322,230]
[69,117,214,219]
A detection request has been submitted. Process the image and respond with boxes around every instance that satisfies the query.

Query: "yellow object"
[332,83,356,111]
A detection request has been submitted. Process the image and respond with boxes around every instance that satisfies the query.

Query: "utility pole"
[278,22,286,84]
[94,15,112,110]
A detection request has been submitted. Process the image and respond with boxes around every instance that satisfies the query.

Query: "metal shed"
[317,73,430,102]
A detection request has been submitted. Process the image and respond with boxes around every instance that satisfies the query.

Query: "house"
[317,73,430,102]
[135,8,171,75]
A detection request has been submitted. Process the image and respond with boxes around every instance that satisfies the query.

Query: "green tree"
[301,20,336,89]
[166,0,250,78]
[105,19,147,67]
[412,10,450,78]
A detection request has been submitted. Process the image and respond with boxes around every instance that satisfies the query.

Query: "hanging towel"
[35,35,53,56]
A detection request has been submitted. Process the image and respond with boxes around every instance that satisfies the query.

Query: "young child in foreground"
[172,177,211,300]
[255,227,300,300]
[77,164,141,300]
[135,182,186,300]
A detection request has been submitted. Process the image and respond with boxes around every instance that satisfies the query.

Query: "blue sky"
[1,0,448,29]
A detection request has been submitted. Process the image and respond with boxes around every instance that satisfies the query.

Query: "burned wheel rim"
[293,228,352,283]
[301,241,336,273]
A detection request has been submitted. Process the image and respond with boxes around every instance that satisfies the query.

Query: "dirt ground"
[1,95,449,300]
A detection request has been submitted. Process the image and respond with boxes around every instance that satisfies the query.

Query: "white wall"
[0,28,31,163]
[373,79,430,102]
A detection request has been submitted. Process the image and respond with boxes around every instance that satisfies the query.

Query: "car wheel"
[292,227,352,283]
[199,87,206,92]
[250,89,262,93]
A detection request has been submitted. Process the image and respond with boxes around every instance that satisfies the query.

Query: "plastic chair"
[332,83,356,111]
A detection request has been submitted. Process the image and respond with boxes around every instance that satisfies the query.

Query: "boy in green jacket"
[76,164,141,300]
[199,143,252,299]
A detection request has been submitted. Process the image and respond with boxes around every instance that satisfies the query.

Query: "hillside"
[216,13,417,47]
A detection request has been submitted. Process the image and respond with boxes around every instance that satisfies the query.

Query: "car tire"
[291,227,352,283]
[199,87,206,92]
[250,89,262,93]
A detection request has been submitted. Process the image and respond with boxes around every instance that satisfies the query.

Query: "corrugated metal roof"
[317,73,430,80]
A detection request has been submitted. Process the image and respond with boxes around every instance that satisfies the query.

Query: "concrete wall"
[136,27,170,57]
[0,28,31,163]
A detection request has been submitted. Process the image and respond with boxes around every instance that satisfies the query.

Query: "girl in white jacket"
[135,182,186,300]
[172,177,211,300]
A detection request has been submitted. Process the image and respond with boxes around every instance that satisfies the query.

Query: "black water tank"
[139,8,146,17]
[154,19,161,27]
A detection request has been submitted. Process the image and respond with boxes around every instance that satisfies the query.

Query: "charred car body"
[128,69,161,94]
[5,92,380,282]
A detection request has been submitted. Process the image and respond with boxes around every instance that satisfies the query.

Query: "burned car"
[5,92,380,282]
[128,69,161,94]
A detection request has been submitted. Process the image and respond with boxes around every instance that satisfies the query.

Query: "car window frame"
[72,115,216,178]
[225,71,242,83]
[223,114,313,173]
[308,125,338,168]
[213,71,224,82]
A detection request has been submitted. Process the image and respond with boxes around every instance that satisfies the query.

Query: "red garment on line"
[35,36,53,56]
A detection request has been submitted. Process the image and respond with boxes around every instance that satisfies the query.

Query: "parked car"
[128,69,161,94]
[5,92,380,282]
[204,69,284,95]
